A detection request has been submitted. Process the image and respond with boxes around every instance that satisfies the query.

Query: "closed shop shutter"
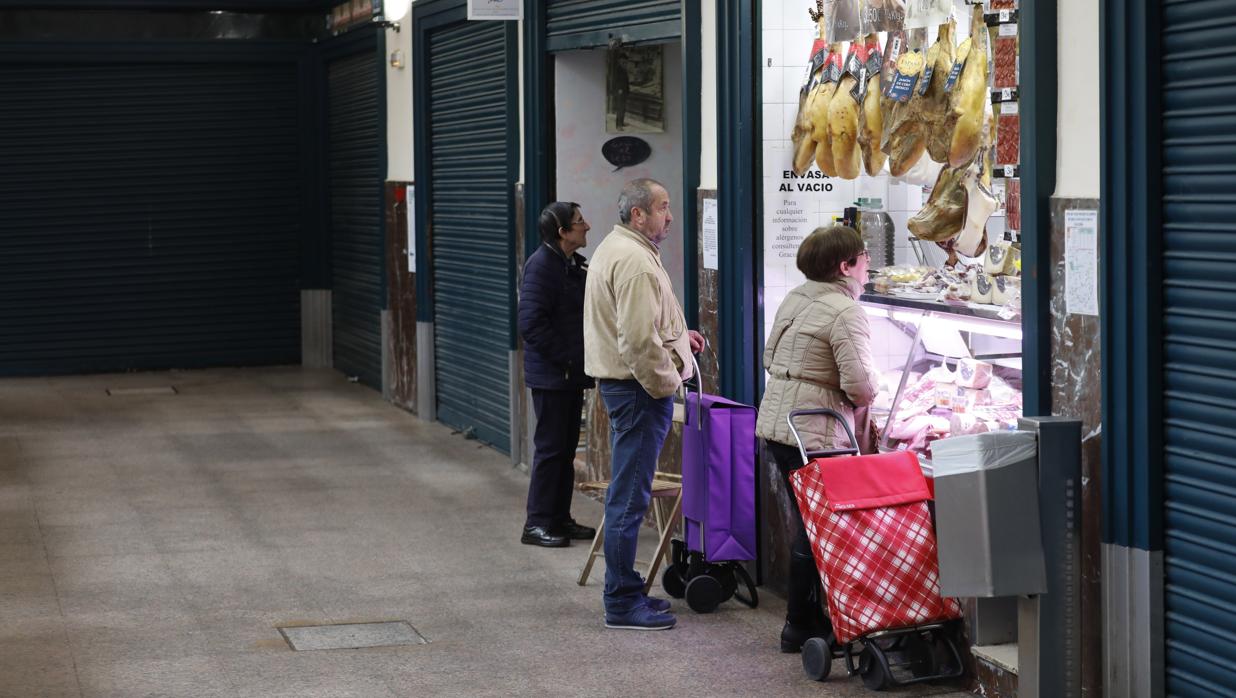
[426,18,514,452]
[546,0,680,51]
[327,46,384,389]
[0,55,302,375]
[1162,2,1236,694]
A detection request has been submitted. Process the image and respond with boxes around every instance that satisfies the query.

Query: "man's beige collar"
[612,223,662,257]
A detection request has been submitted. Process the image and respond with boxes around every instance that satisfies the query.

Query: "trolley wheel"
[685,573,724,614]
[801,637,833,681]
[860,644,891,691]
[661,563,687,599]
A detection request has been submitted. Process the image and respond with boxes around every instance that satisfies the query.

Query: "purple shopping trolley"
[661,358,759,613]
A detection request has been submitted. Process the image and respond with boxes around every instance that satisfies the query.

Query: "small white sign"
[702,198,719,271]
[468,0,521,20]
[1065,209,1099,316]
[406,184,416,273]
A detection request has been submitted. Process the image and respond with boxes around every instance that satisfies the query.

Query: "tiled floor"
[0,367,971,697]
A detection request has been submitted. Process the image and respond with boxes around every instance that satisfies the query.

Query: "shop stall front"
[758,0,1056,693]
[762,0,1027,453]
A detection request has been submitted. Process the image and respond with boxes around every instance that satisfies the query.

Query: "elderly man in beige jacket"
[584,177,704,631]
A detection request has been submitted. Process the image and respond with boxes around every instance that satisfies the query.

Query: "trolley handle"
[786,408,860,465]
[680,340,713,427]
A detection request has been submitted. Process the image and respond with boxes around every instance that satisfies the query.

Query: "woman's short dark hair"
[796,224,865,282]
[538,201,581,245]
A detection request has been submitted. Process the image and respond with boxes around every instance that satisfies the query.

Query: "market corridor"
[0,368,969,697]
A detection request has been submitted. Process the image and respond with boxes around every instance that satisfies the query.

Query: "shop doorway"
[525,1,701,319]
[552,44,687,302]
[413,1,519,454]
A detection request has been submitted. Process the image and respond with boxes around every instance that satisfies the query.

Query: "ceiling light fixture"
[375,0,411,30]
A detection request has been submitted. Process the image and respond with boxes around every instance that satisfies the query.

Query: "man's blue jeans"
[598,379,674,615]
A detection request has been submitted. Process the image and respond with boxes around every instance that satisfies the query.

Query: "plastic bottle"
[856,197,896,267]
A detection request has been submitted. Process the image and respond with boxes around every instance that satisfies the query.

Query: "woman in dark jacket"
[518,201,596,547]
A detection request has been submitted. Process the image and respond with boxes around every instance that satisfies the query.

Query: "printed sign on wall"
[468,0,521,20]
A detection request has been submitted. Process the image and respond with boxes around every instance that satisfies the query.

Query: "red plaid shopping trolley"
[785,409,966,690]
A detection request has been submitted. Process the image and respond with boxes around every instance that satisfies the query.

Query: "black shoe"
[521,525,569,548]
[556,518,596,541]
[780,619,831,653]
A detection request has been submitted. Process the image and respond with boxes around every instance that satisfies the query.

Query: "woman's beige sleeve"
[829,305,881,407]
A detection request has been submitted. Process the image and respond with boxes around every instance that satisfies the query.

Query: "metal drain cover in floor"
[106,386,178,396]
[278,622,427,651]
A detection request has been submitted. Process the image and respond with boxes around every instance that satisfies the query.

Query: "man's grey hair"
[617,178,666,224]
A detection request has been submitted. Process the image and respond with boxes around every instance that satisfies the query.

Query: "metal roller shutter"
[546,0,680,51]
[1161,2,1236,694]
[0,56,302,375]
[426,19,514,452]
[327,47,384,389]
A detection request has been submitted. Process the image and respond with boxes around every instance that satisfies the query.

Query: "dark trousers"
[525,388,585,529]
[767,439,826,626]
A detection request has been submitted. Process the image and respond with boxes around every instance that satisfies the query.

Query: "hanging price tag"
[1004,165,1016,178]
[943,58,965,93]
[999,9,1011,22]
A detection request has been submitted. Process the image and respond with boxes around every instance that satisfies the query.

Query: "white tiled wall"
[760,1,1000,352]
[761,8,920,346]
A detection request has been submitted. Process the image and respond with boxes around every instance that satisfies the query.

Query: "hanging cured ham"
[881,47,927,176]
[791,5,829,175]
[922,21,957,164]
[907,165,968,241]
[858,34,888,176]
[828,45,864,180]
[809,44,844,176]
[948,5,990,168]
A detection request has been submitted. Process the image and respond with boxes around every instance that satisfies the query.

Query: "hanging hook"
[808,0,824,23]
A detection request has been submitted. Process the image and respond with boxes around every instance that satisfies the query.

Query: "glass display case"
[861,293,1023,471]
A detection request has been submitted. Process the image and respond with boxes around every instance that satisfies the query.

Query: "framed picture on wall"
[606,45,665,134]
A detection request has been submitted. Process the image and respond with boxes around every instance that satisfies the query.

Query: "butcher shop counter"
[859,291,1019,327]
[859,292,1024,475]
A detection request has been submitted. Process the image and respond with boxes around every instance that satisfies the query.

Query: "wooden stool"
[577,472,682,593]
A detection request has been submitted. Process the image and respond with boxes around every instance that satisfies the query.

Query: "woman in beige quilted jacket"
[755,224,881,653]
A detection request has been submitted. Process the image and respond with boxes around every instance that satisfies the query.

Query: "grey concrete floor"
[0,367,971,698]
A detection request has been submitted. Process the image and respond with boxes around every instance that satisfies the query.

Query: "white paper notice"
[765,196,813,265]
[406,185,416,274]
[702,198,719,271]
[1065,209,1099,315]
[467,0,521,20]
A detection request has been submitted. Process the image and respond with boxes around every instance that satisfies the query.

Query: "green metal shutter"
[546,0,680,51]
[1162,2,1236,694]
[0,56,302,375]
[426,18,514,453]
[327,47,383,389]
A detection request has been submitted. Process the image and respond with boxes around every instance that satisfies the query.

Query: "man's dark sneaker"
[556,518,596,541]
[521,525,569,548]
[605,605,676,631]
[643,595,671,613]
